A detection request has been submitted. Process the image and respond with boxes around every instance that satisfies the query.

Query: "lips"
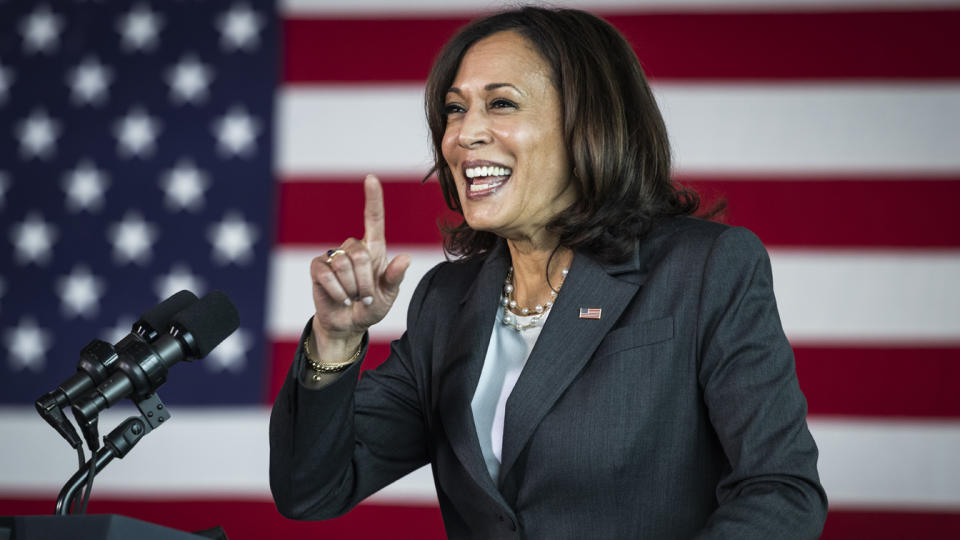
[462,161,512,199]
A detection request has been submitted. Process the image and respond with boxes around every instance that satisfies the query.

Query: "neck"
[506,238,573,310]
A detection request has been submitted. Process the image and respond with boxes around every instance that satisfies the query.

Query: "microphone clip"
[107,392,170,458]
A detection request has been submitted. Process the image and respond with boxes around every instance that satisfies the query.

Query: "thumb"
[380,253,411,295]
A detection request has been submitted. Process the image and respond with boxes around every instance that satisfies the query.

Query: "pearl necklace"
[500,266,569,332]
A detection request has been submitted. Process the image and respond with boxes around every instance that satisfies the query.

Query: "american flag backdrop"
[2,0,960,538]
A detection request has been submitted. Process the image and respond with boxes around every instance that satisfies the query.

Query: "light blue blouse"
[470,309,549,481]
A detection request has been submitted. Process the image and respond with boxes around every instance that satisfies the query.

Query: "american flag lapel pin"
[579,307,602,320]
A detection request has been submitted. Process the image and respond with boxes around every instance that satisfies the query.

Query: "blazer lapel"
[498,251,642,483]
[437,245,510,504]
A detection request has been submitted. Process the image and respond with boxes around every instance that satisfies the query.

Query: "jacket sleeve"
[693,227,828,539]
[269,266,439,520]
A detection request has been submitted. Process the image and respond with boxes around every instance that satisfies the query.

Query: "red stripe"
[270,340,960,418]
[283,17,467,83]
[2,498,958,538]
[795,346,960,418]
[283,11,960,83]
[275,178,454,247]
[0,498,445,540]
[823,508,960,538]
[268,340,296,401]
[276,177,960,248]
[684,177,960,249]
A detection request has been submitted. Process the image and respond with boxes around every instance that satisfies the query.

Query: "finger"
[380,253,411,295]
[362,174,386,248]
[311,256,353,307]
[343,238,375,304]
[327,248,360,300]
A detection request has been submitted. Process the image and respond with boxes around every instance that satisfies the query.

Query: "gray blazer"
[270,217,828,539]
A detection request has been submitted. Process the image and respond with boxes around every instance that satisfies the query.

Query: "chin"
[461,210,501,235]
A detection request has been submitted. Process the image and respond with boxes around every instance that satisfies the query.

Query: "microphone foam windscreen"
[139,290,199,332]
[171,291,240,358]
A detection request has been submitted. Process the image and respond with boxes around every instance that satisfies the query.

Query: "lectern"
[0,514,209,540]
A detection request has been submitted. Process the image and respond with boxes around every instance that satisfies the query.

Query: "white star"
[16,109,61,159]
[108,211,158,265]
[154,263,206,301]
[56,265,106,319]
[20,5,64,54]
[206,327,251,372]
[10,212,58,266]
[63,160,110,213]
[166,54,214,105]
[114,107,160,158]
[217,4,263,51]
[67,57,113,106]
[207,211,259,265]
[212,106,259,157]
[0,63,13,104]
[102,315,136,345]
[160,159,210,212]
[0,172,9,208]
[4,317,53,372]
[117,3,163,52]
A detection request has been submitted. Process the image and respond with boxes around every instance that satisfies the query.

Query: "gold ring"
[325,249,346,264]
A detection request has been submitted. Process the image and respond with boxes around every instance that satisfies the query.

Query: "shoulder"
[414,255,486,298]
[404,254,487,321]
[643,216,768,267]
[651,216,762,248]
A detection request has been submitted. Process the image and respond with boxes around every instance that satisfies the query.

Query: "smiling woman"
[425,9,698,266]
[439,30,575,251]
[270,6,827,539]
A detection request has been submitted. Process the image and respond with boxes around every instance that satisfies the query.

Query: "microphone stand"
[55,392,171,515]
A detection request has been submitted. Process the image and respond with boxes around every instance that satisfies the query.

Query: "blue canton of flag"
[0,1,277,406]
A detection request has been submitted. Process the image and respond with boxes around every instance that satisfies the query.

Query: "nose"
[457,108,492,149]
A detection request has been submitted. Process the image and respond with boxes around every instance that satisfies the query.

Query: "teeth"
[465,166,512,179]
[470,179,505,192]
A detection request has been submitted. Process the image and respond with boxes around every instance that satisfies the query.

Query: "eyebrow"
[446,83,526,96]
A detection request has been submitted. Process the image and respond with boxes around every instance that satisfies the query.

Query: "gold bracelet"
[303,337,362,381]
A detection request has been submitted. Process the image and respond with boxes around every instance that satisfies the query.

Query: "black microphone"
[35,290,200,449]
[133,290,200,342]
[71,291,239,443]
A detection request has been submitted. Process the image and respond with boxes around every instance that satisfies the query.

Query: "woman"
[270,7,827,538]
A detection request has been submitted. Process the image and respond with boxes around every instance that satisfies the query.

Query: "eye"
[443,102,465,115]
[490,98,517,110]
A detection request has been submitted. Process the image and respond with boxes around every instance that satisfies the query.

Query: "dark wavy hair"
[425,7,711,264]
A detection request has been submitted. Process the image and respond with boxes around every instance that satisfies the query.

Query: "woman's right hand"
[309,175,411,362]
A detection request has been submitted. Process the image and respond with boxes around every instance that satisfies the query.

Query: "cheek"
[441,130,458,164]
[530,129,569,178]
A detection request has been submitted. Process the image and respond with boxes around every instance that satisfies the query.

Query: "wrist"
[309,316,364,365]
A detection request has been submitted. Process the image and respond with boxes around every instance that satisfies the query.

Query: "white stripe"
[658,83,960,175]
[282,0,960,16]
[0,407,438,502]
[276,87,433,178]
[267,247,960,343]
[0,407,272,497]
[771,249,960,344]
[814,418,960,510]
[277,84,960,177]
[2,409,959,508]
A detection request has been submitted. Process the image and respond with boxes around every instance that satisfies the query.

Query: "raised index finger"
[362,174,386,247]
